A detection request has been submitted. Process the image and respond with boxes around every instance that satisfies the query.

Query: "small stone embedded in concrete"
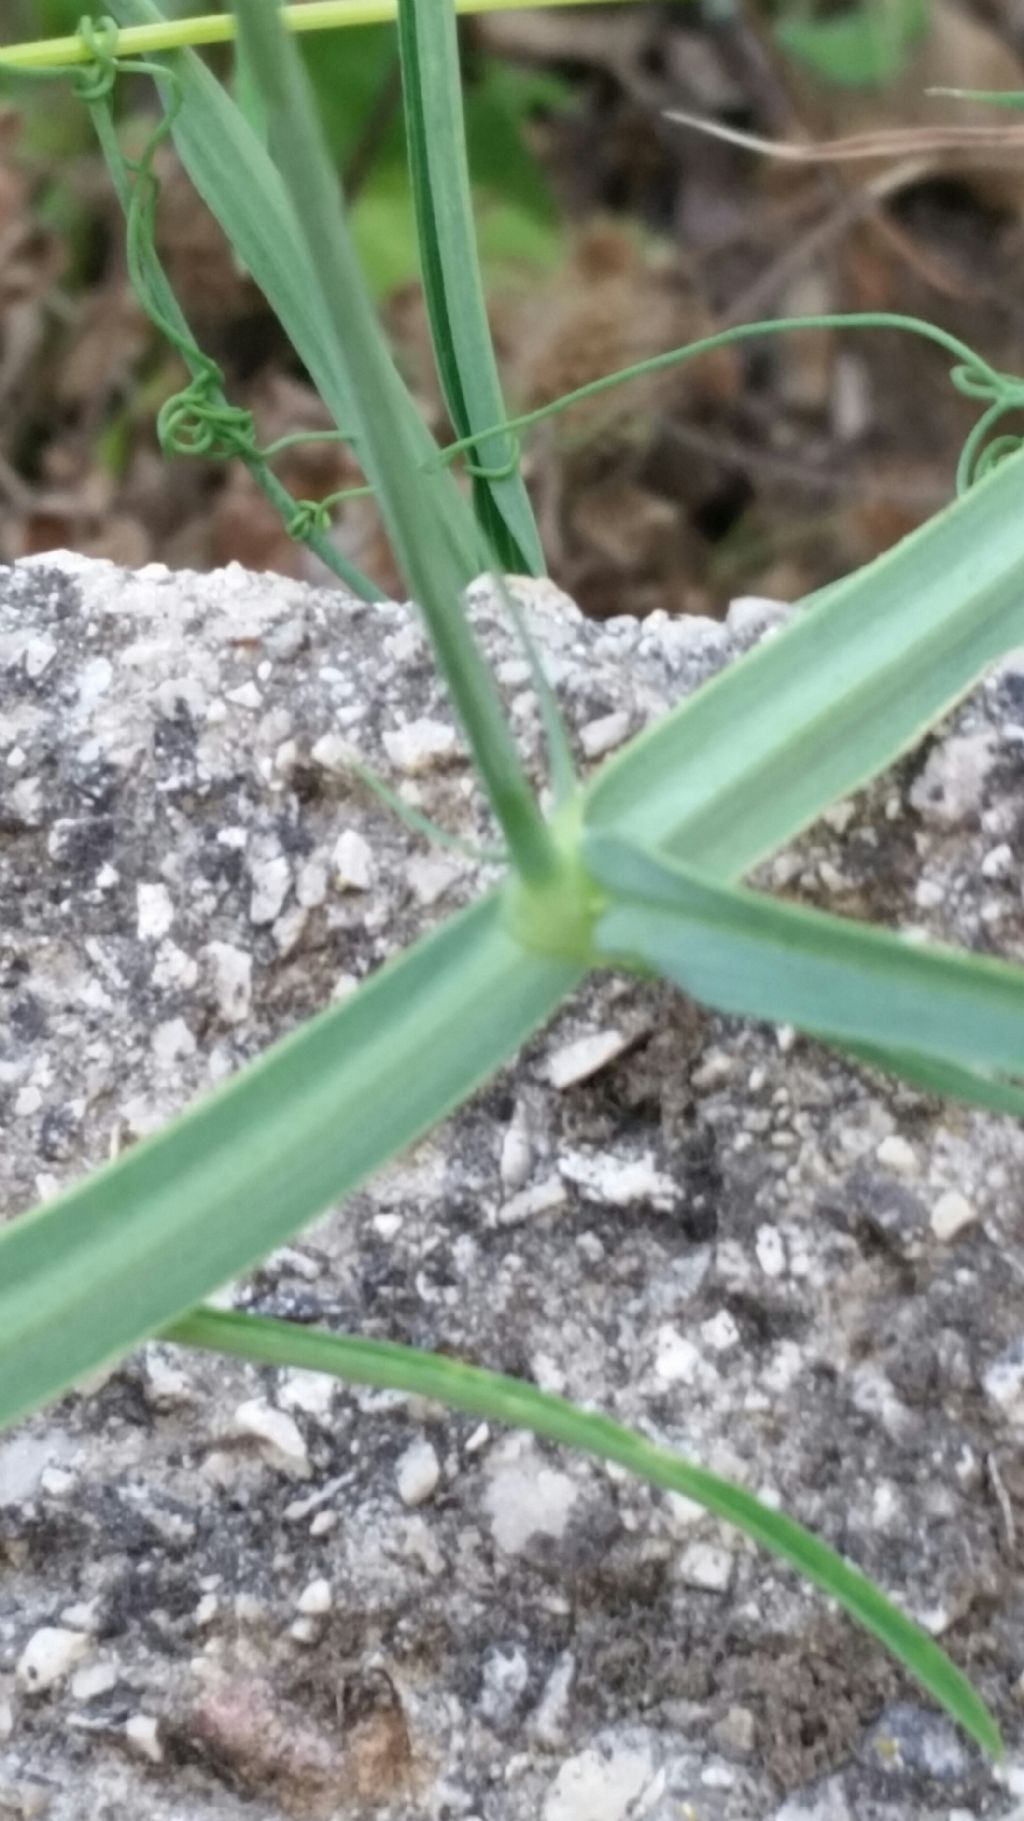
[150,1016,197,1065]
[930,1189,978,1243]
[543,1738,655,1821]
[579,710,630,759]
[396,1437,441,1507]
[296,858,329,909]
[755,1224,786,1277]
[981,842,1013,879]
[136,881,174,940]
[17,1627,90,1693]
[406,852,460,907]
[198,941,253,1027]
[484,1447,579,1555]
[876,1135,919,1177]
[653,1327,701,1386]
[725,596,789,638]
[71,1661,119,1702]
[497,1175,568,1227]
[909,732,998,828]
[712,1704,757,1757]
[142,1346,194,1410]
[248,853,291,925]
[478,1642,530,1726]
[310,730,355,774]
[982,1340,1024,1422]
[560,1147,677,1209]
[278,1368,335,1421]
[700,1310,740,1354]
[383,717,457,774]
[332,827,375,892]
[499,1100,533,1191]
[0,1435,62,1507]
[296,1578,333,1616]
[230,1399,311,1477]
[546,1029,629,1090]
[677,1541,734,1591]
[125,1714,164,1764]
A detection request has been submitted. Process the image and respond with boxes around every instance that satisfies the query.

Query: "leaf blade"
[584,448,1024,878]
[229,0,558,884]
[396,0,545,574]
[0,896,580,1431]
[585,829,1024,1079]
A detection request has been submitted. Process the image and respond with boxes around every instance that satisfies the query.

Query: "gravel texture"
[2,551,1024,1820]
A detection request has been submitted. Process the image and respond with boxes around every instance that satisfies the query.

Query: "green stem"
[0,0,654,70]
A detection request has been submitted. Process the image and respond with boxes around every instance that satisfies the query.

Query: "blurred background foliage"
[3,2,1024,618]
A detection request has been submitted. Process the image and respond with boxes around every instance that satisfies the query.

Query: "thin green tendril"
[435,312,1024,498]
[71,15,120,102]
[54,17,382,597]
[463,433,521,483]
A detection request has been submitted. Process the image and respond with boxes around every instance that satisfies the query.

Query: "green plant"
[773,0,929,89]
[5,0,1024,1760]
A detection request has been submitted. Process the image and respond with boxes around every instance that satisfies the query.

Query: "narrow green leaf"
[585,830,1024,1081]
[584,446,1024,877]
[172,1307,1003,1759]
[229,0,558,886]
[836,1041,1024,1119]
[396,0,545,574]
[0,896,580,1432]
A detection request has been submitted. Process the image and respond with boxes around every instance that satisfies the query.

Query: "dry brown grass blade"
[664,107,1024,166]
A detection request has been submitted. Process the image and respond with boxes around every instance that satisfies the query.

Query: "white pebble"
[653,1328,701,1386]
[909,732,997,828]
[546,1030,628,1090]
[876,1135,919,1177]
[200,941,253,1025]
[579,711,630,759]
[383,717,457,774]
[407,853,460,906]
[296,1578,333,1616]
[125,1713,163,1763]
[396,1438,441,1507]
[249,854,291,926]
[17,1627,90,1693]
[725,596,788,637]
[700,1311,740,1354]
[560,1148,676,1210]
[136,881,174,941]
[231,1399,310,1477]
[497,1176,568,1228]
[755,1225,786,1278]
[983,1341,1024,1422]
[500,1101,533,1191]
[296,859,329,908]
[484,1448,578,1555]
[982,842,1014,880]
[677,1541,734,1591]
[930,1189,978,1243]
[332,828,375,892]
[71,1661,119,1702]
[544,1741,655,1821]
[278,1369,335,1421]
